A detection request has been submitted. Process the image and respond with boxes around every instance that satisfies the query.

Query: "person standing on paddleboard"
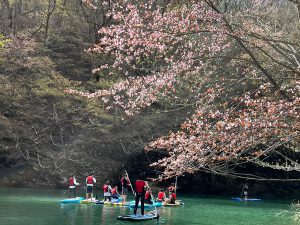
[86,174,96,200]
[69,174,79,198]
[121,173,131,203]
[168,183,175,198]
[242,183,249,200]
[134,172,148,216]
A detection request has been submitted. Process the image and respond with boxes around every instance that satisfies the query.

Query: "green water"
[0,187,297,225]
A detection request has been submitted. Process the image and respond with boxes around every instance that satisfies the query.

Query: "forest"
[0,0,299,200]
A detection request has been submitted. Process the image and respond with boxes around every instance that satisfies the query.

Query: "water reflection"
[60,204,79,225]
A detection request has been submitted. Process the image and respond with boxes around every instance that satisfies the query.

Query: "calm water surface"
[0,187,297,225]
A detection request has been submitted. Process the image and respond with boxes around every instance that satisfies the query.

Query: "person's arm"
[144,181,149,190]
[126,177,131,185]
[93,177,96,183]
[74,178,79,186]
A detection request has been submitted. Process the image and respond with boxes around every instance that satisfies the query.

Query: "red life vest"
[145,191,151,200]
[171,193,177,200]
[121,177,130,186]
[69,178,74,186]
[111,188,117,195]
[87,176,94,184]
[158,192,164,200]
[135,180,146,193]
[103,184,108,192]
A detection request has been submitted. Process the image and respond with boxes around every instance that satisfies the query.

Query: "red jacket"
[135,180,146,193]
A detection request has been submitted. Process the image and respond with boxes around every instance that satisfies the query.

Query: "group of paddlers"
[68,172,177,215]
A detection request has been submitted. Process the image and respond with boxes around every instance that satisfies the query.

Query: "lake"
[0,187,297,225]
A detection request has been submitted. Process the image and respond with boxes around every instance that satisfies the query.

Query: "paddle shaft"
[125,170,136,196]
[146,182,159,219]
[175,176,178,194]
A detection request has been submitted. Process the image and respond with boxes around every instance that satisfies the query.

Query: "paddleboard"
[231,197,262,202]
[117,212,159,221]
[80,198,97,204]
[103,201,129,206]
[94,200,104,204]
[129,202,162,208]
[60,197,84,204]
[163,200,184,206]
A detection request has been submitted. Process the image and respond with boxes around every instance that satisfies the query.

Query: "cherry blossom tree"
[69,0,300,179]
[146,83,300,179]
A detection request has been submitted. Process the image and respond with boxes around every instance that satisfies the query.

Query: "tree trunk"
[1,0,13,35]
[44,0,56,44]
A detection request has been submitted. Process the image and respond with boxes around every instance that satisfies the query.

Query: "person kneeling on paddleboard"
[166,190,176,204]
[111,186,121,199]
[156,189,166,202]
[103,181,112,202]
[134,172,148,216]
[144,189,153,204]
[170,190,176,204]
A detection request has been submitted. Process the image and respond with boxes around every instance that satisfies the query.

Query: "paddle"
[125,170,136,196]
[146,181,160,222]
[174,176,178,194]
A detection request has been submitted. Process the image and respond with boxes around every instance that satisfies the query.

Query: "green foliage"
[0,34,10,49]
[32,72,71,97]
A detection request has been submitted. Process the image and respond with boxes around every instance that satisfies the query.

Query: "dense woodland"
[0,0,299,197]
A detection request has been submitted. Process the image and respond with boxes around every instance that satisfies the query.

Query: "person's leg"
[134,194,140,215]
[90,187,93,199]
[141,194,145,215]
[244,191,248,199]
[121,187,124,202]
[87,186,92,199]
[86,187,88,199]
[73,187,76,198]
[69,188,71,198]
[123,188,128,203]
